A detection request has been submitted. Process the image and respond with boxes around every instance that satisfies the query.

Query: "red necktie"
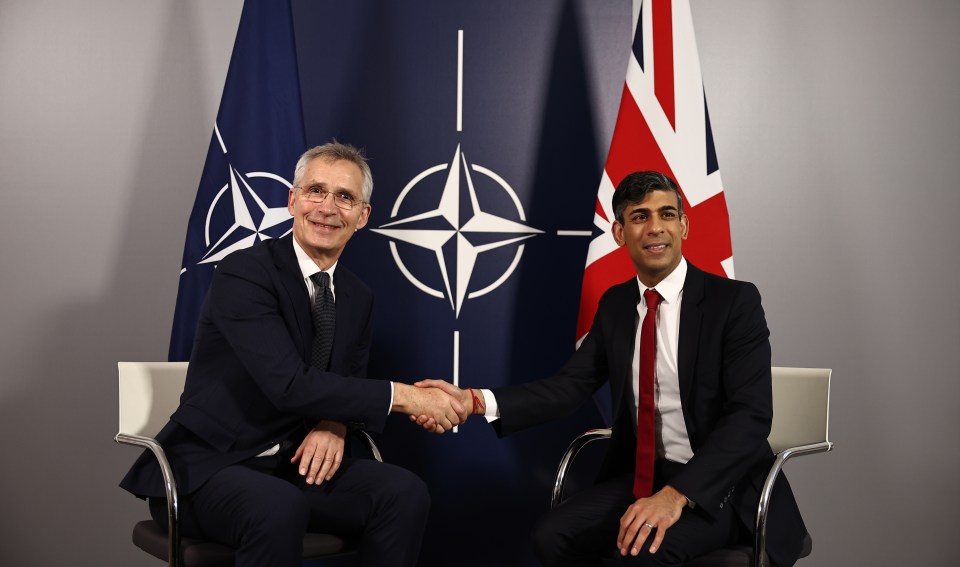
[633,288,662,499]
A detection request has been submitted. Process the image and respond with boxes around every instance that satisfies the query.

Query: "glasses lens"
[334,195,357,209]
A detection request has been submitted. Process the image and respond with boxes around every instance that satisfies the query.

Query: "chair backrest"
[769,367,831,453]
[118,361,189,437]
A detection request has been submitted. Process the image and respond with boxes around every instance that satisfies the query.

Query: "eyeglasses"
[295,185,364,210]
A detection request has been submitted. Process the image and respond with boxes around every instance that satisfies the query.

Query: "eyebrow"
[304,182,358,195]
[627,205,679,214]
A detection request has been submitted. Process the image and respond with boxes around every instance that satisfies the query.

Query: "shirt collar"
[637,257,686,306]
[292,237,337,283]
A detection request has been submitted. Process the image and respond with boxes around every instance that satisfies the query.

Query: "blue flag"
[169,0,306,360]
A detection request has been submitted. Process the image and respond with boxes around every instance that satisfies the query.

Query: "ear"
[288,188,297,215]
[356,203,371,230]
[679,213,690,240]
[612,220,625,246]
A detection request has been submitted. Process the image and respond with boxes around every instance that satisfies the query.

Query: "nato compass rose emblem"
[185,124,293,274]
[371,143,541,317]
[371,31,542,318]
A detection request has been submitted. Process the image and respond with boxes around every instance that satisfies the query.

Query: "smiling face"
[288,157,371,269]
[612,189,689,288]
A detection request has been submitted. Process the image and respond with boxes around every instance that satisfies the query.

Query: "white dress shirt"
[632,259,693,463]
[481,259,694,465]
[293,237,338,301]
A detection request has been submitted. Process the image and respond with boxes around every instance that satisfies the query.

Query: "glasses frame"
[294,185,366,210]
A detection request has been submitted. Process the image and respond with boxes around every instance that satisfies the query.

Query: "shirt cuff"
[388,381,395,415]
[479,388,499,422]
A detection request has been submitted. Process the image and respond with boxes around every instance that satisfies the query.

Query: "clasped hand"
[393,381,470,434]
[408,379,474,433]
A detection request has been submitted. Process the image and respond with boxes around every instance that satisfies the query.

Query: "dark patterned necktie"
[309,272,335,371]
[633,288,662,498]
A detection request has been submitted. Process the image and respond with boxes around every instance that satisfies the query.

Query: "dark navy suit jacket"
[121,235,392,498]
[493,262,807,567]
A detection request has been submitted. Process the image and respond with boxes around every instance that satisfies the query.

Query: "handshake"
[392,380,482,434]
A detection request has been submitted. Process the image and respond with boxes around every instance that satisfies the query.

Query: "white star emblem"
[199,165,293,265]
[372,144,542,317]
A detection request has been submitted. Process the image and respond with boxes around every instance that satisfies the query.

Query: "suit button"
[719,503,724,508]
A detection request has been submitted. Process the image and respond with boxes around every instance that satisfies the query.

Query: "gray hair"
[292,141,373,202]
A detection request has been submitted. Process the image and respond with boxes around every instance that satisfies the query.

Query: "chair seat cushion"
[132,519,348,566]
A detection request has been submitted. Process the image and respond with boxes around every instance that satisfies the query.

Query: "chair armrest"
[551,428,612,509]
[753,440,833,567]
[115,433,181,567]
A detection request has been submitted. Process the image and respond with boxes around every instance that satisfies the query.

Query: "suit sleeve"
[491,295,613,436]
[202,252,391,431]
[669,282,773,514]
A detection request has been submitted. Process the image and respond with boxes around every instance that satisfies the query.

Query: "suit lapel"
[272,235,313,357]
[678,263,704,409]
[329,267,355,372]
[611,279,641,426]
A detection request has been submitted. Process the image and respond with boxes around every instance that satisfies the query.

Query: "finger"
[649,524,666,554]
[626,523,650,556]
[616,509,634,550]
[628,522,655,556]
[325,451,343,480]
[450,398,467,420]
[298,444,317,476]
[422,379,461,397]
[435,381,463,397]
[306,448,326,484]
[315,451,338,485]
[446,406,462,426]
[290,444,304,464]
[617,513,646,557]
[415,379,446,389]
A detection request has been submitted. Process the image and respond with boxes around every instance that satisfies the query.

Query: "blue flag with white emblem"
[169,0,305,360]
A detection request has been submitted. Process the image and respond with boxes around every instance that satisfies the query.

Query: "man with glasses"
[121,142,467,567]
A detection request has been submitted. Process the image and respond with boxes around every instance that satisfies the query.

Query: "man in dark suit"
[121,142,467,567]
[416,171,807,566]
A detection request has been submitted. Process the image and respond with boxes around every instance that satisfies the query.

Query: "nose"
[647,216,664,234]
[315,192,338,213]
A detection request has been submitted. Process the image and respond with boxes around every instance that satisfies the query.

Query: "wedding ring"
[644,523,655,529]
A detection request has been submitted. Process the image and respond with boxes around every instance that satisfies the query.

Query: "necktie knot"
[643,289,662,311]
[310,271,330,290]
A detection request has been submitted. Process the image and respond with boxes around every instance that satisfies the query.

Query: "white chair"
[115,361,382,567]
[551,367,833,567]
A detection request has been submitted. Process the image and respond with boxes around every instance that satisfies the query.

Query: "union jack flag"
[576,0,734,342]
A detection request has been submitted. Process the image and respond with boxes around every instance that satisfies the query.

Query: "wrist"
[468,388,486,416]
[659,485,688,509]
[391,382,413,413]
[318,419,347,435]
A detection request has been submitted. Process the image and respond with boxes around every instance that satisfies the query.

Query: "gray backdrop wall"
[0,1,956,565]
